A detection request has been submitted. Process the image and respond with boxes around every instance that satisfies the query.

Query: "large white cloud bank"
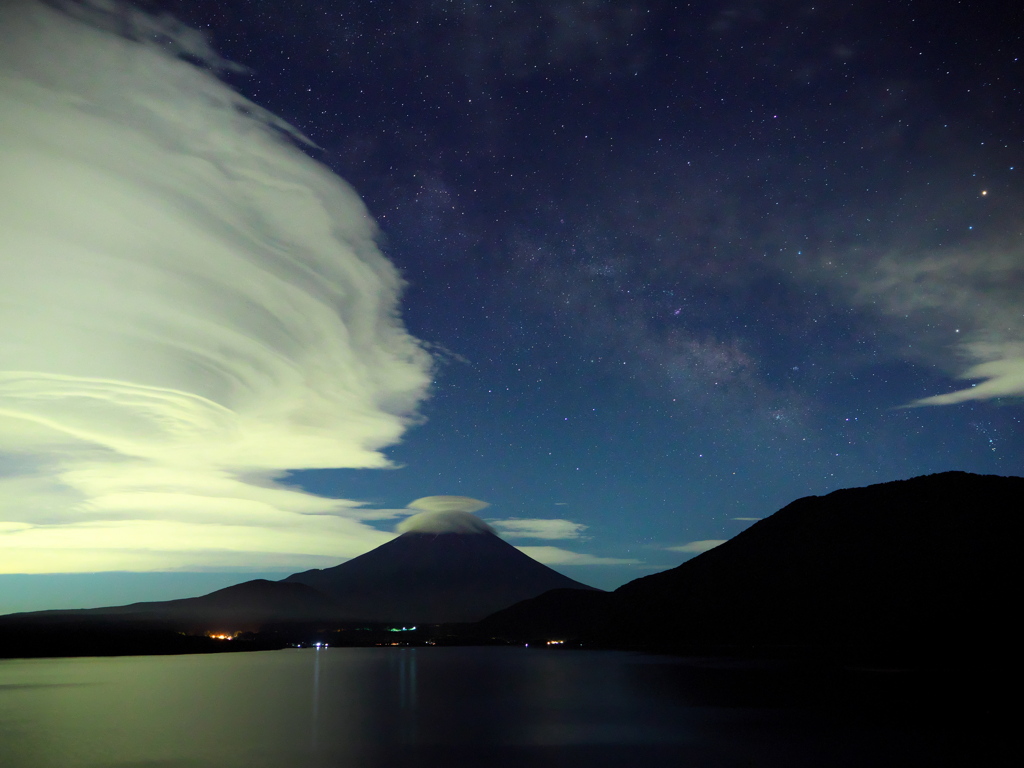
[0,1,433,572]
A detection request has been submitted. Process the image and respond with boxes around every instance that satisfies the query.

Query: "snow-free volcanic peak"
[284,501,599,623]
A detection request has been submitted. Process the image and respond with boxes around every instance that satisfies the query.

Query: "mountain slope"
[2,519,599,631]
[481,471,1022,657]
[284,529,599,623]
[1,579,340,632]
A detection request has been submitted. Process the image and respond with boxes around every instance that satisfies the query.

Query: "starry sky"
[1,0,1021,613]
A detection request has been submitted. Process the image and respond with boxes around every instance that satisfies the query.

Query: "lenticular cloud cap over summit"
[397,496,494,534]
[407,496,490,514]
[397,510,495,535]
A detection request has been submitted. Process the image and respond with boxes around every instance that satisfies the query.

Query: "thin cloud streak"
[490,518,588,540]
[0,2,432,572]
[516,545,640,566]
[667,539,726,554]
[906,353,1024,406]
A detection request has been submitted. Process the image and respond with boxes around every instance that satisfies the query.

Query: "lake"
[0,646,979,767]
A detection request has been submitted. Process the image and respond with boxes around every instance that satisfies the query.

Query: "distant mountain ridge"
[2,522,598,630]
[481,471,1022,658]
[5,471,1018,663]
[1,579,340,632]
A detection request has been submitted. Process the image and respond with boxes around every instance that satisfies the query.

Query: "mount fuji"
[283,510,598,624]
[1,509,599,631]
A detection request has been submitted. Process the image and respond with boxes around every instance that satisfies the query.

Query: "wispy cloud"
[0,2,432,572]
[666,539,726,553]
[838,241,1024,405]
[906,349,1024,406]
[490,518,588,540]
[516,546,640,566]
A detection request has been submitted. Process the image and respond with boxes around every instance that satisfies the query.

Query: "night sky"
[1,0,1021,612]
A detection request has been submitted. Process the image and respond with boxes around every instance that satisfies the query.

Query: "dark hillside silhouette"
[482,472,1021,660]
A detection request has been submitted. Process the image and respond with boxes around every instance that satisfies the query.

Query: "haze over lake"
[0,646,969,768]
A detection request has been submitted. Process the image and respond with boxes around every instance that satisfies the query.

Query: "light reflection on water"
[0,646,956,767]
[309,646,320,751]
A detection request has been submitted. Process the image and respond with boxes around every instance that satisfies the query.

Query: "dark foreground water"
[0,647,987,767]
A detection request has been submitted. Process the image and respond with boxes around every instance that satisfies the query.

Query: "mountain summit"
[283,509,599,623]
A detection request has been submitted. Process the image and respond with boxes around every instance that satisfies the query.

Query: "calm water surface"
[0,647,963,767]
